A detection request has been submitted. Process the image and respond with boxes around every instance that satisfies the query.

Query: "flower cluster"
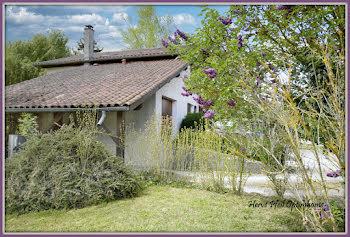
[175,29,188,41]
[218,16,232,25]
[314,204,331,220]
[233,9,240,14]
[276,5,293,11]
[202,68,217,78]
[161,29,188,48]
[182,74,188,82]
[193,95,214,108]
[326,170,342,177]
[227,99,236,107]
[203,109,215,119]
[168,35,178,44]
[161,39,169,48]
[181,86,192,97]
[237,34,243,50]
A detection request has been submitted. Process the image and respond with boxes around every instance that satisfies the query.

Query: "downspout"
[97,111,106,126]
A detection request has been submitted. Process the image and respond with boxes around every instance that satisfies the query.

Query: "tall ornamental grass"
[124,116,251,194]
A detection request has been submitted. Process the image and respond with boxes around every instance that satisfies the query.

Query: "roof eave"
[33,53,175,68]
[5,106,130,113]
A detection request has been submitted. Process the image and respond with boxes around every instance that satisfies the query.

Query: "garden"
[5,4,346,233]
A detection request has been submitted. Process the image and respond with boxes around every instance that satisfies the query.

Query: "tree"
[5,30,72,157]
[166,5,345,231]
[75,38,103,54]
[120,6,176,49]
[5,29,71,86]
[165,5,344,119]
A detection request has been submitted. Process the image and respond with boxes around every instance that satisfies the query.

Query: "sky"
[5,4,230,52]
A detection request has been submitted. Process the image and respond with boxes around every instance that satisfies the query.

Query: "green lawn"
[5,185,305,232]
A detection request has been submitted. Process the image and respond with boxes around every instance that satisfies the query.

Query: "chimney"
[84,25,94,65]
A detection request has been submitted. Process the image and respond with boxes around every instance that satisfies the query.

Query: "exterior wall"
[96,111,118,156]
[38,112,54,131]
[125,94,156,133]
[155,67,197,133]
[124,68,199,167]
[37,111,119,156]
[124,94,156,165]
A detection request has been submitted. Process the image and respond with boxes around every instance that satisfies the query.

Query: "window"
[187,103,192,114]
[162,97,173,118]
[161,97,173,132]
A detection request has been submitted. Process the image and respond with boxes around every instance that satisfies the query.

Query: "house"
[5,25,199,162]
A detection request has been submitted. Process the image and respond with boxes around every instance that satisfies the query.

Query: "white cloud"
[112,13,128,23]
[99,31,121,39]
[173,13,196,26]
[66,6,130,14]
[68,13,105,24]
[6,7,44,24]
[5,6,130,52]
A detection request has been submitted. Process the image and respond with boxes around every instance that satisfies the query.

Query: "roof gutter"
[5,106,130,113]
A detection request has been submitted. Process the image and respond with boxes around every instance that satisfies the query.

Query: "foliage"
[166,5,345,232]
[74,38,103,54]
[126,115,249,194]
[5,111,141,214]
[18,113,39,138]
[120,6,176,49]
[179,112,205,131]
[5,29,71,86]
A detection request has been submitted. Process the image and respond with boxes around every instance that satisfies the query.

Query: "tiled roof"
[34,48,172,67]
[6,59,187,110]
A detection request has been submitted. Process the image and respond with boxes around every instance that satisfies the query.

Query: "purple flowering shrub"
[203,110,215,119]
[314,204,331,221]
[161,39,169,48]
[176,29,188,41]
[326,170,342,178]
[218,16,232,25]
[312,200,345,230]
[202,68,217,78]
[161,28,189,49]
[276,5,293,11]
[166,4,345,231]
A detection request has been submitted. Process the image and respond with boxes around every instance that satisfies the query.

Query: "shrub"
[179,112,205,131]
[5,112,142,214]
[18,113,39,138]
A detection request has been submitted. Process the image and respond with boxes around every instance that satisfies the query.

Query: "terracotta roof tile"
[34,48,172,67]
[6,59,187,109]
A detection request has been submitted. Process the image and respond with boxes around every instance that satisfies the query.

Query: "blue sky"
[5,4,230,52]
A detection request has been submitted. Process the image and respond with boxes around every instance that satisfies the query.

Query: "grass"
[5,185,305,232]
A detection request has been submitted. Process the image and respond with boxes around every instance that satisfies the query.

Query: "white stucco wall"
[155,67,198,133]
[124,68,199,167]
[96,111,118,156]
